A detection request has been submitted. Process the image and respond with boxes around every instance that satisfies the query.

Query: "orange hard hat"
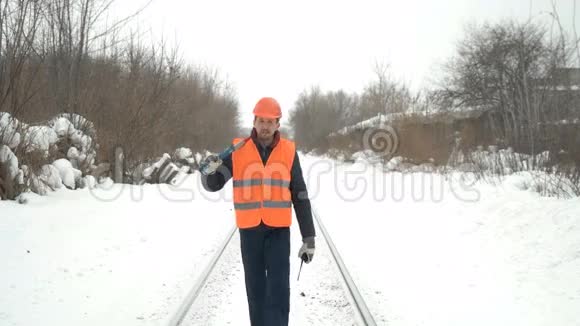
[253,97,282,119]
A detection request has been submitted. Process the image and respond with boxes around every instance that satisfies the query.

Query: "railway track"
[312,207,377,326]
[167,209,377,326]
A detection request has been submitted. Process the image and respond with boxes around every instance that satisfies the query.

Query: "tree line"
[0,0,239,166]
[289,18,580,167]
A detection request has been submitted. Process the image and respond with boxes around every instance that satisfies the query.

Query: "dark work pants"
[239,226,290,326]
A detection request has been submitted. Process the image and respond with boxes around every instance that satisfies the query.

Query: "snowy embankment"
[0,175,233,326]
[303,155,580,326]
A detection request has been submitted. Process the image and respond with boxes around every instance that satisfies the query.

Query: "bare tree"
[289,87,355,151]
[436,20,572,167]
[574,0,580,65]
[348,61,414,126]
[0,0,45,116]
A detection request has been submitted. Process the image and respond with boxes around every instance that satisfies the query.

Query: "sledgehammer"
[198,136,251,175]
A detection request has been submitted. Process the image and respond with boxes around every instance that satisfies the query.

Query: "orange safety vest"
[231,137,296,229]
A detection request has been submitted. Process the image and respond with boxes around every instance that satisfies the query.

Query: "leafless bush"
[521,168,580,198]
[567,167,580,196]
[459,145,579,197]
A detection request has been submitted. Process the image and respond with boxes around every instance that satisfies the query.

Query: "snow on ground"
[1,154,579,326]
[302,154,580,326]
[0,176,234,326]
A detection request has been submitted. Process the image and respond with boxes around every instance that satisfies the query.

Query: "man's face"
[253,116,280,141]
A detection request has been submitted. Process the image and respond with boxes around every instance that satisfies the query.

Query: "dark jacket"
[201,128,316,240]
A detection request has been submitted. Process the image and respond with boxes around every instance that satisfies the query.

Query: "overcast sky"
[113,0,578,126]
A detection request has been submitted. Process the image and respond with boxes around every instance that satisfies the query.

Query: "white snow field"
[1,154,579,326]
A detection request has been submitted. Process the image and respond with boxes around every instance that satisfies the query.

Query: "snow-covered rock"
[52,159,82,189]
[351,149,385,165]
[416,163,437,172]
[385,156,405,171]
[49,113,98,173]
[51,117,75,137]
[325,148,349,161]
[194,152,204,165]
[0,112,23,149]
[0,145,19,181]
[37,164,63,191]
[78,175,97,189]
[98,177,114,189]
[141,153,184,184]
[15,169,24,185]
[174,147,193,161]
[172,147,195,170]
[143,154,170,180]
[28,164,64,196]
[70,130,93,152]
[67,147,84,170]
[50,113,96,139]
[67,147,80,160]
[23,126,58,154]
[169,165,191,186]
[29,173,50,196]
[194,152,203,163]
[61,169,76,189]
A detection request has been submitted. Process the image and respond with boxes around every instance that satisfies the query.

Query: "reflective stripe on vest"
[231,137,295,229]
[263,179,291,187]
[233,179,262,187]
[263,200,292,208]
[234,202,261,210]
[233,178,291,188]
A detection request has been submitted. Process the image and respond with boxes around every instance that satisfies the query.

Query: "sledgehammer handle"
[198,137,251,174]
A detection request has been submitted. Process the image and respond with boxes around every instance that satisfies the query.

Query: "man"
[200,97,316,326]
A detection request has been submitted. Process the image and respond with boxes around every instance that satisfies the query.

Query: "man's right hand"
[200,154,222,176]
[298,236,315,264]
